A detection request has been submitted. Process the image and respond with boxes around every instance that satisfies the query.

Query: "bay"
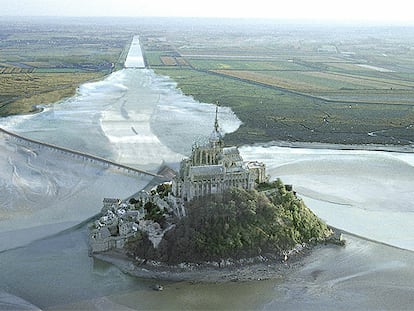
[0,43,413,308]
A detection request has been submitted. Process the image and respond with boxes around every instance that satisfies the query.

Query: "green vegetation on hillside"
[126,180,332,264]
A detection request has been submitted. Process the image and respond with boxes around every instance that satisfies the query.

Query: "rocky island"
[89,106,340,282]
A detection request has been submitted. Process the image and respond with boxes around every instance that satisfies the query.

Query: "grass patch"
[143,23,414,146]
[0,20,134,117]
[188,58,309,71]
[213,69,414,93]
[154,67,414,145]
[0,72,105,116]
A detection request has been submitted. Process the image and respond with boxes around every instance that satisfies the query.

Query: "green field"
[0,18,133,116]
[141,23,414,145]
[188,59,309,71]
[1,18,414,146]
[0,72,106,116]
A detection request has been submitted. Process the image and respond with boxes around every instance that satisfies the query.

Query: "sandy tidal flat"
[240,144,414,251]
[0,132,153,251]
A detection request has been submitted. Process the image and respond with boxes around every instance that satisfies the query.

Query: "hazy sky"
[1,0,414,23]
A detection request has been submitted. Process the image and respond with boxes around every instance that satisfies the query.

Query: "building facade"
[172,106,267,201]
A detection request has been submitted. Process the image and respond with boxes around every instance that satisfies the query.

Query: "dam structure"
[124,36,145,68]
[0,127,163,179]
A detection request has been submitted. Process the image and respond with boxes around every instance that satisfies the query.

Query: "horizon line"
[1,15,414,26]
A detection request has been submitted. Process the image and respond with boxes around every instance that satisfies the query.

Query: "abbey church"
[89,106,269,253]
[172,106,267,201]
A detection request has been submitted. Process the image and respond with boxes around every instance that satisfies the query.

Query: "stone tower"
[172,104,267,201]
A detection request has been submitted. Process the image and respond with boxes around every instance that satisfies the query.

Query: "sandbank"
[93,245,320,283]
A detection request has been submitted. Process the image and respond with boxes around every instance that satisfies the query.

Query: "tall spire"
[209,101,223,147]
[214,101,220,132]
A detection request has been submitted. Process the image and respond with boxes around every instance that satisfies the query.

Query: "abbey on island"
[172,105,267,201]
[89,106,268,253]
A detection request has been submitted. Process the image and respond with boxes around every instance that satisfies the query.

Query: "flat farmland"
[0,18,133,116]
[0,72,105,116]
[142,21,414,145]
[187,59,309,71]
[154,67,414,145]
[160,56,188,66]
[2,18,414,146]
[212,69,414,95]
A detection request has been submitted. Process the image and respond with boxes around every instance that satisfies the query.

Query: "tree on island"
[125,179,332,265]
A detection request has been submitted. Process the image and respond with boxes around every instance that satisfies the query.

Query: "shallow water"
[0,69,240,171]
[0,225,281,310]
[1,64,414,310]
[2,225,414,311]
[265,235,414,311]
[0,131,152,251]
[124,36,145,68]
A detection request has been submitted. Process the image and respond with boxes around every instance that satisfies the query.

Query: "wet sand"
[36,231,414,311]
[240,143,414,251]
[0,290,41,311]
[0,131,153,251]
[265,233,414,311]
[93,247,313,283]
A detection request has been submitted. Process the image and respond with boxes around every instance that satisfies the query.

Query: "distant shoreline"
[243,140,414,154]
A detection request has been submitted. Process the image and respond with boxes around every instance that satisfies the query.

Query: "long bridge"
[0,127,166,179]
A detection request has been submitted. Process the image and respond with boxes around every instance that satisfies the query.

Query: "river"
[0,37,414,310]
